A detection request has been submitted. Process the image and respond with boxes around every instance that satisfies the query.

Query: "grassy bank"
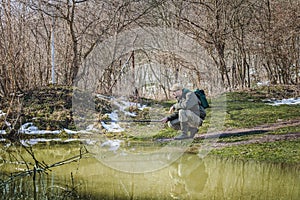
[198,87,300,133]
[209,139,300,165]
[1,85,299,165]
[146,86,300,165]
[199,87,300,165]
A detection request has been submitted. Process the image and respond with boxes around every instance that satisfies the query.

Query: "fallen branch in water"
[0,145,90,188]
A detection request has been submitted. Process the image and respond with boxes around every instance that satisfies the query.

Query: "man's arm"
[161,112,178,123]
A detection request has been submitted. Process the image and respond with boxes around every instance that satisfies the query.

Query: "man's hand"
[161,117,168,123]
[169,105,175,113]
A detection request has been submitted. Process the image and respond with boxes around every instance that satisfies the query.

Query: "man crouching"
[161,83,206,140]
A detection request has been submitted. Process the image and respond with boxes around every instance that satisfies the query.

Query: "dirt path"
[195,118,300,148]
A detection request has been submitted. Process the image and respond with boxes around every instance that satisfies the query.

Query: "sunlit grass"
[209,139,300,165]
[222,91,300,129]
[154,88,300,136]
[269,125,300,135]
[196,89,300,164]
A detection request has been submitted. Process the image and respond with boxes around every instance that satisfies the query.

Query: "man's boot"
[189,127,199,138]
[174,122,189,140]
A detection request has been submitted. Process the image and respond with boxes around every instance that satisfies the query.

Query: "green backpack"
[194,89,209,109]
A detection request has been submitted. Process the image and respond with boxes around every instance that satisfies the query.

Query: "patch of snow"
[257,81,270,86]
[0,95,151,137]
[95,94,112,100]
[63,128,77,134]
[64,138,88,143]
[20,138,62,146]
[5,121,11,127]
[123,111,137,117]
[0,110,6,117]
[266,97,300,106]
[97,95,150,132]
[19,123,37,134]
[101,121,124,132]
[109,111,119,121]
[19,138,97,147]
[86,124,100,132]
[19,122,60,135]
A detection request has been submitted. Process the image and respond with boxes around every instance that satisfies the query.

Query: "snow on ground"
[266,97,300,106]
[101,121,125,132]
[96,95,150,132]
[19,138,97,147]
[0,95,149,135]
[19,122,60,135]
[1,94,298,137]
[0,97,134,149]
[0,110,6,117]
[257,81,270,87]
[1,94,298,149]
[20,138,62,147]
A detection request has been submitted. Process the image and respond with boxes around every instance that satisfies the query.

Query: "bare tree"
[0,0,33,95]
[157,0,250,88]
[250,0,300,85]
[0,0,299,97]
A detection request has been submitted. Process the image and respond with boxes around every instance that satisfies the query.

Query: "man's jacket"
[167,88,206,121]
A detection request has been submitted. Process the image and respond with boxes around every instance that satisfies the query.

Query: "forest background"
[0,0,299,99]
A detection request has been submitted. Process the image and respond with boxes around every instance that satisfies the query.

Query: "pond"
[0,139,299,200]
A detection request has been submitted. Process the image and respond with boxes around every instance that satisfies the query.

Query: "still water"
[0,140,299,200]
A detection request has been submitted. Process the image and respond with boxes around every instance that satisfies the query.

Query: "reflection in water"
[85,135,194,173]
[169,154,208,199]
[0,142,299,199]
